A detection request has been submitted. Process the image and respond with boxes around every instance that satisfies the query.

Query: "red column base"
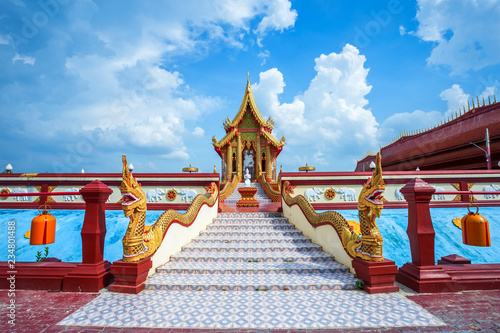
[109,258,152,294]
[62,260,112,292]
[396,262,454,293]
[352,258,399,294]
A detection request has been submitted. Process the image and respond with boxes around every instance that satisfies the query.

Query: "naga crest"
[358,152,386,218]
[118,155,147,217]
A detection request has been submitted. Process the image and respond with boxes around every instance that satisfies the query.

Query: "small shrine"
[212,76,285,183]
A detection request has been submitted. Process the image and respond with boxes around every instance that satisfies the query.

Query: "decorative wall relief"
[335,187,356,201]
[324,188,336,200]
[304,187,325,202]
[63,187,80,202]
[174,188,197,203]
[395,187,404,201]
[146,188,166,202]
[483,184,499,199]
[431,186,445,200]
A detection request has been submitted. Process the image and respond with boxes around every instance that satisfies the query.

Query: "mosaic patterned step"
[170,251,335,263]
[58,290,445,330]
[183,242,321,251]
[156,261,349,275]
[212,217,289,225]
[203,225,297,232]
[180,245,323,254]
[145,272,358,291]
[218,212,282,218]
[192,235,314,244]
[199,229,303,237]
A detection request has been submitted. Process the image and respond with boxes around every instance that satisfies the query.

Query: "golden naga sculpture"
[282,152,386,262]
[118,155,218,262]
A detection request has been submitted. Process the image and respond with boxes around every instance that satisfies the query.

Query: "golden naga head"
[118,155,147,217]
[358,152,386,217]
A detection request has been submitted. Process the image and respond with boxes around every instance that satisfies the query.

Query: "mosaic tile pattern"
[144,272,358,291]
[156,261,349,275]
[58,290,445,329]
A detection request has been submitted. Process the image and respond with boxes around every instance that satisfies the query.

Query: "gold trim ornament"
[166,190,177,201]
[325,188,336,200]
[0,188,10,200]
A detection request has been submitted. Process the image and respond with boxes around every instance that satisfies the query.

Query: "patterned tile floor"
[57,290,445,330]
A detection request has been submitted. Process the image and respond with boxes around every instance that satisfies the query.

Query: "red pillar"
[397,177,454,292]
[63,180,113,292]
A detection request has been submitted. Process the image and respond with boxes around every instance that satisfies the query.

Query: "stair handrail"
[257,172,281,202]
[219,174,240,201]
[281,181,359,258]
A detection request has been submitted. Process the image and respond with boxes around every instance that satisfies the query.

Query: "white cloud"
[192,127,205,137]
[479,86,497,100]
[414,0,500,73]
[0,35,8,45]
[440,84,469,117]
[258,49,270,65]
[12,53,35,65]
[399,25,406,36]
[252,44,378,170]
[256,0,298,34]
[379,110,444,144]
[161,148,190,160]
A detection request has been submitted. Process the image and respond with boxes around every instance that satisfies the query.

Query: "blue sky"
[1,0,499,174]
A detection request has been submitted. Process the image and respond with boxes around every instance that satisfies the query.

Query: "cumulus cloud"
[12,53,35,65]
[192,127,205,137]
[379,110,444,144]
[440,84,469,117]
[256,0,298,34]
[252,44,378,170]
[414,0,500,74]
[0,1,296,172]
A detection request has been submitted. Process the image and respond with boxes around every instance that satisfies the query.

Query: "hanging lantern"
[30,205,56,245]
[461,204,490,247]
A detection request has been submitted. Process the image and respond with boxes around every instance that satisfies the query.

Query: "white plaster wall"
[282,198,354,273]
[149,199,218,276]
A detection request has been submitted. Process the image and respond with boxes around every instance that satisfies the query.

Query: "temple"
[355,97,500,171]
[212,76,285,183]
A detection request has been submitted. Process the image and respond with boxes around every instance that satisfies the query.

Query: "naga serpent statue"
[282,152,386,261]
[118,155,218,262]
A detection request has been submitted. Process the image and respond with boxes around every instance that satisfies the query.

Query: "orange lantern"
[30,205,56,245]
[461,204,491,247]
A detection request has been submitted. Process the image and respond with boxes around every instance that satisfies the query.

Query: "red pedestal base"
[237,187,260,207]
[109,258,152,294]
[352,258,399,294]
[62,260,112,292]
[397,259,500,293]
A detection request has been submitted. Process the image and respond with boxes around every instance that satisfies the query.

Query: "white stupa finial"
[81,169,85,174]
[128,163,134,172]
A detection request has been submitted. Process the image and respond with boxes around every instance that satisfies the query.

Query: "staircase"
[224,182,272,203]
[145,212,357,292]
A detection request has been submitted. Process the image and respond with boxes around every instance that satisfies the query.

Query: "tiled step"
[205,224,296,231]
[156,261,349,275]
[170,251,335,263]
[144,272,357,291]
[183,242,322,252]
[218,212,281,218]
[145,211,357,292]
[213,217,289,225]
[191,235,315,244]
[200,230,303,237]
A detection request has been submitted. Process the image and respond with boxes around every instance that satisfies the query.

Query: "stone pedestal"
[109,258,152,294]
[352,258,399,294]
[237,187,259,207]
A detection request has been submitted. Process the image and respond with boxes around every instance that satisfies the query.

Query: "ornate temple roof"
[212,77,285,150]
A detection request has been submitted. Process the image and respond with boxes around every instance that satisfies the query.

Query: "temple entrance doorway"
[242,148,255,182]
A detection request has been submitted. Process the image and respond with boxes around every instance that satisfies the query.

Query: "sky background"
[1,0,499,174]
